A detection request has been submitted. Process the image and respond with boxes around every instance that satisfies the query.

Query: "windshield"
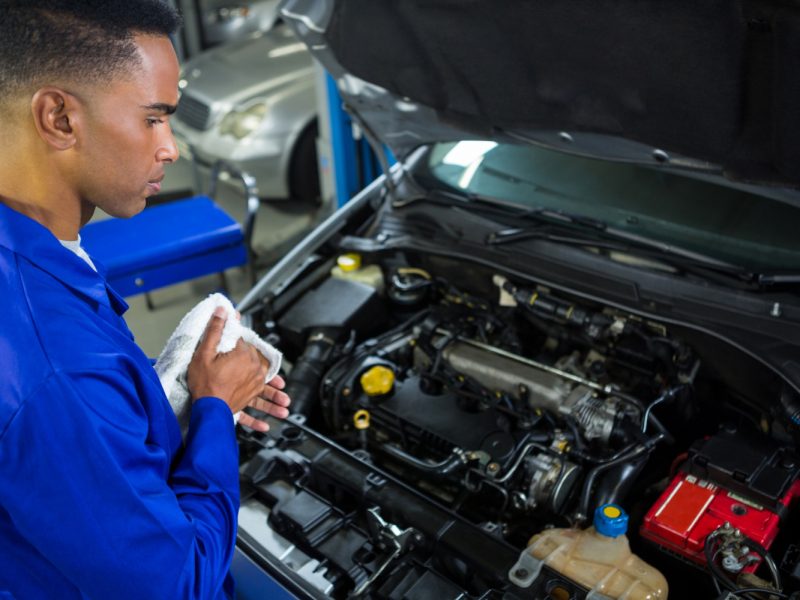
[424,141,800,271]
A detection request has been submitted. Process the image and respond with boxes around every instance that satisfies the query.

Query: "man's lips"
[146,175,165,195]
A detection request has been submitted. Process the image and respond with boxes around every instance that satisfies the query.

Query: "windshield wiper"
[487,207,608,241]
[417,180,800,290]
[489,208,734,265]
[485,212,773,288]
[425,187,609,231]
[427,188,748,279]
[755,273,800,286]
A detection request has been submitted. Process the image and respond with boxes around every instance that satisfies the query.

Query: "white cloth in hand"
[155,293,282,437]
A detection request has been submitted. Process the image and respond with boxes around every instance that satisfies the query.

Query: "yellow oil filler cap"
[337,253,362,272]
[359,365,395,397]
[353,410,371,430]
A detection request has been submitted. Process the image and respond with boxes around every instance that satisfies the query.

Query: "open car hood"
[281,0,800,192]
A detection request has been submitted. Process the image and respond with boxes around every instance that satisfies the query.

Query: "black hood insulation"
[320,0,800,187]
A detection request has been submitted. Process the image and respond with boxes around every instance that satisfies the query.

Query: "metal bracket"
[508,549,543,588]
[351,507,416,597]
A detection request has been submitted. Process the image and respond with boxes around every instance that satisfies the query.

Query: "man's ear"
[30,87,82,151]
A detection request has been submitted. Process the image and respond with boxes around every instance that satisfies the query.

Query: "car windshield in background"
[425,141,800,272]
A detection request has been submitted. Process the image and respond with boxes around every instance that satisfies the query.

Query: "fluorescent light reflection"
[443,141,497,188]
[268,43,308,58]
[443,141,497,167]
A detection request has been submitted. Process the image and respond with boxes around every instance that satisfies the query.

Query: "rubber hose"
[591,455,649,509]
[576,433,663,522]
[382,445,466,479]
[284,331,336,415]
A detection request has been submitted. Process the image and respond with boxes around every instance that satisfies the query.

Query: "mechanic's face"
[76,34,180,218]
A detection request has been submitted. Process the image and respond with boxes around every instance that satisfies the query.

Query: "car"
[231,1,800,599]
[172,22,319,203]
[200,0,281,46]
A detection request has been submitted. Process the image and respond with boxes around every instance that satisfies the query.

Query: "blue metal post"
[325,74,359,208]
[325,73,397,208]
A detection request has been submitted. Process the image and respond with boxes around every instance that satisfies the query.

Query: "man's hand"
[231,309,292,432]
[238,373,291,433]
[187,307,268,413]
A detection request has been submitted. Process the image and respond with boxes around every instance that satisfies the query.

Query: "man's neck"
[0,146,85,240]
[0,194,84,241]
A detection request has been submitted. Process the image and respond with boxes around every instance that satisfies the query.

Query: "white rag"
[154,293,282,436]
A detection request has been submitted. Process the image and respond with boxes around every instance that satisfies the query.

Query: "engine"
[239,253,800,599]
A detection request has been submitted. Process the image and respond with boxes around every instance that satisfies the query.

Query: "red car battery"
[641,430,800,571]
[640,472,798,571]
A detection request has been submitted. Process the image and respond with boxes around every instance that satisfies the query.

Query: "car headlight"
[218,102,268,139]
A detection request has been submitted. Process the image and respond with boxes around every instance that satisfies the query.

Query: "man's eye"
[147,118,164,127]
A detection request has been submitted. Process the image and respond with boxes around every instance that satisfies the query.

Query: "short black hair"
[0,1,182,104]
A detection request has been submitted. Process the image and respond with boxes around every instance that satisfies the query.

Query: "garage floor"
[118,156,330,358]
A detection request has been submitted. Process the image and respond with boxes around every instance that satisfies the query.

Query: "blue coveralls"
[0,202,238,599]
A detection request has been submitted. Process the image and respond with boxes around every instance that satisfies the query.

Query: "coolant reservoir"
[509,504,668,599]
[330,253,384,291]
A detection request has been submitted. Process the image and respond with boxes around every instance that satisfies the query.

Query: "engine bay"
[239,249,800,599]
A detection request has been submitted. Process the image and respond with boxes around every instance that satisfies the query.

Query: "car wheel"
[289,121,321,206]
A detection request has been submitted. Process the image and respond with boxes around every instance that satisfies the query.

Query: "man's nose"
[156,125,180,164]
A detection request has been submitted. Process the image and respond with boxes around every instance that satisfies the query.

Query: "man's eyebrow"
[141,103,177,115]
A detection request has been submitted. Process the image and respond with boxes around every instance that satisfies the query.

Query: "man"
[0,1,290,598]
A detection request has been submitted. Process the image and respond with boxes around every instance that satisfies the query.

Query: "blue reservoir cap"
[593,503,629,538]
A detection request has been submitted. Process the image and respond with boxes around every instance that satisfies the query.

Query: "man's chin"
[104,196,148,219]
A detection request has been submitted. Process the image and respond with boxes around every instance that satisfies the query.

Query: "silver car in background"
[200,0,281,46]
[173,23,319,202]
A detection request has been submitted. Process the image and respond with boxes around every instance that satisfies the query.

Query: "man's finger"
[238,412,269,433]
[268,374,286,390]
[259,385,291,407]
[250,396,290,419]
[197,307,227,358]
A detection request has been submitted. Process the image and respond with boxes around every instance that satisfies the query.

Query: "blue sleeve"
[0,369,238,600]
